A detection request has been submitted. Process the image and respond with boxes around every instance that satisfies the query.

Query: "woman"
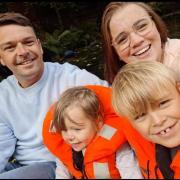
[101,2,180,84]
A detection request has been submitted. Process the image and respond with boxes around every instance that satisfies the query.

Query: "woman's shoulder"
[165,38,180,52]
[163,38,180,81]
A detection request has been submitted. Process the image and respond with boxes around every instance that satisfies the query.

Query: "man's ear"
[37,39,43,55]
[0,57,5,66]
[176,82,180,94]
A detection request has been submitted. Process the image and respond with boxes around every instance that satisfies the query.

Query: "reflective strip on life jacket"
[93,162,110,179]
[98,124,117,140]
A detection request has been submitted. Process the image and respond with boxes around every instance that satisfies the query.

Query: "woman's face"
[110,4,162,63]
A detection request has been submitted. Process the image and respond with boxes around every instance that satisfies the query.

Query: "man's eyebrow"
[0,41,15,49]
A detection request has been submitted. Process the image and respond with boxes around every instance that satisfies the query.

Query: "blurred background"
[0,1,180,80]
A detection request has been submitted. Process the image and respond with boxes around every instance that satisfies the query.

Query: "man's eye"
[25,41,35,46]
[4,46,15,51]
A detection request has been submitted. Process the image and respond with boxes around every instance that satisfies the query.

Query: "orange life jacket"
[42,85,126,179]
[121,117,180,179]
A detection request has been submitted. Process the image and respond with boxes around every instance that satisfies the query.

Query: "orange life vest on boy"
[121,117,180,179]
[42,85,126,179]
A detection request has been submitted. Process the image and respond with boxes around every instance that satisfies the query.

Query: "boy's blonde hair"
[112,61,176,120]
[51,86,103,133]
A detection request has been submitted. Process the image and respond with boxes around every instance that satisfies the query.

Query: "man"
[0,12,108,179]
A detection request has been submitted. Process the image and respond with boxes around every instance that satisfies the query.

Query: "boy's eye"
[159,99,170,108]
[135,112,146,121]
[73,128,81,131]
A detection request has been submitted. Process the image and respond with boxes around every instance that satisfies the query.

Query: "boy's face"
[61,106,98,152]
[131,83,180,148]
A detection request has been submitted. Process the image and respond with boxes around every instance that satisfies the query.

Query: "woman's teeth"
[134,45,150,56]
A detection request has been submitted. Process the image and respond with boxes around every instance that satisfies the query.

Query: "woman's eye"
[117,34,128,44]
[136,23,148,31]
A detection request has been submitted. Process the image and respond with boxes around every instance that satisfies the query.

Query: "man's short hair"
[0,12,33,27]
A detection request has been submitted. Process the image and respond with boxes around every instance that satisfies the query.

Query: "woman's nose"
[129,32,144,48]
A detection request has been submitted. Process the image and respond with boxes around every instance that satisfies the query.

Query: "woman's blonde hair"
[112,61,176,120]
[51,86,103,133]
[101,2,168,84]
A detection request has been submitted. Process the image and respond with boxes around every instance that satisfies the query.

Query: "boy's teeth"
[160,127,171,135]
[165,128,170,133]
[160,130,166,135]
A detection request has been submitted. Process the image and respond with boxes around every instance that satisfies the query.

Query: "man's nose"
[16,43,28,56]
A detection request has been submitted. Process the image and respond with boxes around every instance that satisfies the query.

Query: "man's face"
[131,83,180,148]
[0,24,44,87]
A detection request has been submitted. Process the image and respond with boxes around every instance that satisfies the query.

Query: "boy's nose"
[150,112,166,126]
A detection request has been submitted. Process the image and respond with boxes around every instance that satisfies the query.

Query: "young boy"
[112,60,180,179]
[42,85,143,179]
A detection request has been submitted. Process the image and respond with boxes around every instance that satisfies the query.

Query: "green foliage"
[42,27,92,59]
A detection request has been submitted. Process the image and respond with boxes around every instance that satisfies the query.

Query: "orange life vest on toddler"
[42,85,127,179]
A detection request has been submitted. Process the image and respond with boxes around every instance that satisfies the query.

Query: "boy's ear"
[176,82,180,94]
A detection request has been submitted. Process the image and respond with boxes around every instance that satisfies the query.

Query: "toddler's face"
[61,106,98,152]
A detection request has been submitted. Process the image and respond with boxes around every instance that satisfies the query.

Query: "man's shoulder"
[45,61,79,70]
[0,75,16,102]
[0,75,16,89]
[165,38,180,51]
